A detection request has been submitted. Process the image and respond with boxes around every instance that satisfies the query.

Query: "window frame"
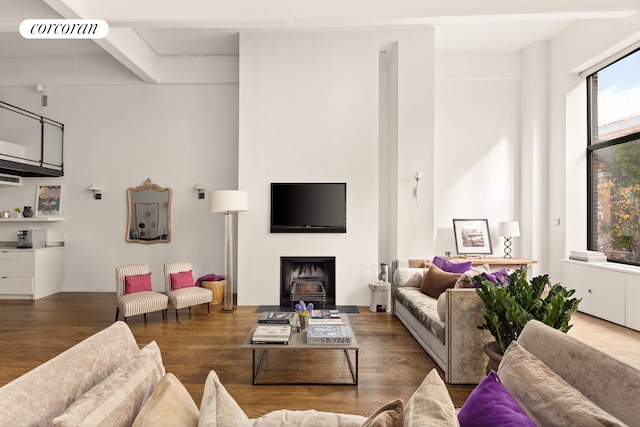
[586,48,640,266]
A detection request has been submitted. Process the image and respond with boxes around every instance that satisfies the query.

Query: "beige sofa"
[1,319,637,426]
[392,260,492,384]
[0,321,460,427]
[492,320,639,426]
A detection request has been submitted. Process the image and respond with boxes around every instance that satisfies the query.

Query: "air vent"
[0,173,22,186]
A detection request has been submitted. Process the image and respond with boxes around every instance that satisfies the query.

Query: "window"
[588,49,640,265]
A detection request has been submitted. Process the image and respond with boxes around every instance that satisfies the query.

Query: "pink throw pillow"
[171,270,195,290]
[124,272,153,294]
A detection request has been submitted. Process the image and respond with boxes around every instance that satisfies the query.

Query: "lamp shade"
[497,221,520,237]
[209,190,248,213]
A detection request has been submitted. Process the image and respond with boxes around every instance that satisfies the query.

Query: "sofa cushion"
[419,265,460,299]
[51,341,165,427]
[132,373,199,427]
[0,322,140,427]
[436,292,447,321]
[454,265,490,289]
[250,410,367,426]
[199,370,252,427]
[393,268,425,288]
[457,371,535,427]
[362,399,403,427]
[516,319,640,425]
[498,341,626,427]
[403,369,459,427]
[125,272,153,294]
[170,270,195,290]
[432,256,472,274]
[480,268,508,285]
[393,287,445,344]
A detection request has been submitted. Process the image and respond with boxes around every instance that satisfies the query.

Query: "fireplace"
[280,256,336,308]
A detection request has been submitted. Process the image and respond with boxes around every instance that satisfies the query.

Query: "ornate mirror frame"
[126,178,172,244]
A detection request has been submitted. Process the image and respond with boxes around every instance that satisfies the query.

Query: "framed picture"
[35,185,63,218]
[453,218,492,255]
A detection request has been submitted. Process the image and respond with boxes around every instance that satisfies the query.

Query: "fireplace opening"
[280,256,336,308]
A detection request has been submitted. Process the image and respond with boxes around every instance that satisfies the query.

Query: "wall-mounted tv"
[271,183,346,233]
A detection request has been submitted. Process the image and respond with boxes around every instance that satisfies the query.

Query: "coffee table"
[242,313,359,385]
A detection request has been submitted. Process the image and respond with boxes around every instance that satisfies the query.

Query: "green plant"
[474,268,582,354]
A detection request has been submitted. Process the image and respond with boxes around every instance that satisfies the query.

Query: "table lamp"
[497,221,520,258]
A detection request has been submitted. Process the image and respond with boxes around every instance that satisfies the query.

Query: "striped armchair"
[115,264,168,323]
[164,261,212,322]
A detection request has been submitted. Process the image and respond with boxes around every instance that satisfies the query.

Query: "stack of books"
[251,325,292,344]
[258,312,296,324]
[569,250,607,263]
[308,309,343,325]
[307,324,353,344]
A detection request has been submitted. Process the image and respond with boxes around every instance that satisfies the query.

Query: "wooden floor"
[0,293,639,419]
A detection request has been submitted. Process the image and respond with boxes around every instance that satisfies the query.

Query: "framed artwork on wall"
[453,218,492,255]
[35,185,63,218]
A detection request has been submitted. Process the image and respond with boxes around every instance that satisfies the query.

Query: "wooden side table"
[405,258,537,272]
[201,280,225,305]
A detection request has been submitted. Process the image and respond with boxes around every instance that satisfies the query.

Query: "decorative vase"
[484,341,503,374]
[299,315,308,331]
[23,206,33,218]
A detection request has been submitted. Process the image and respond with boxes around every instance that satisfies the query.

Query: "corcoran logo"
[19,19,109,39]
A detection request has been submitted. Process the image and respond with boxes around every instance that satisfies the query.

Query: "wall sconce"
[497,221,520,258]
[36,84,47,107]
[413,172,422,203]
[194,183,206,199]
[87,184,102,200]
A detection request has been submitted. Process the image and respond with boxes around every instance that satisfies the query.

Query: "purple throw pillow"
[433,256,472,274]
[458,371,535,427]
[481,268,508,285]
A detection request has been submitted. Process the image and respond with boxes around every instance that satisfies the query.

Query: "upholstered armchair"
[115,264,169,323]
[163,261,212,322]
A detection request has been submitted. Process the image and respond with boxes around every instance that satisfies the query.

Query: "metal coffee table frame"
[242,314,359,386]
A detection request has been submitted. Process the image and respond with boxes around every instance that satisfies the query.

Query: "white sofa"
[392,260,492,384]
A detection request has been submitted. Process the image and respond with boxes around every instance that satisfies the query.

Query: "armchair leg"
[163,309,167,322]
[175,309,180,323]
[115,308,119,322]
[207,302,210,316]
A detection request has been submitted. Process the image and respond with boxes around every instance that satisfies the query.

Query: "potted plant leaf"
[474,267,581,371]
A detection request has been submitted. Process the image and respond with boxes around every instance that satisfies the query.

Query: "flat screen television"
[271,183,346,233]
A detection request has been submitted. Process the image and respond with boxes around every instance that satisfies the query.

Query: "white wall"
[433,52,521,258]
[0,84,238,292]
[547,14,640,282]
[237,30,435,306]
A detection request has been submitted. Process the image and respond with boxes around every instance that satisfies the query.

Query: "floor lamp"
[209,190,248,312]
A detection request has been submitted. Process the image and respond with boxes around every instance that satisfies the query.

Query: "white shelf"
[0,217,64,222]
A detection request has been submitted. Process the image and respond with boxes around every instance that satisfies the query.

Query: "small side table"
[369,282,391,313]
[201,280,225,305]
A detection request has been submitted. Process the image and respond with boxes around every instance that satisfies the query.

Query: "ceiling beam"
[80,0,639,28]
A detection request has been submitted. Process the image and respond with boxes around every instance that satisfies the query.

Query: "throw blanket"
[196,274,225,287]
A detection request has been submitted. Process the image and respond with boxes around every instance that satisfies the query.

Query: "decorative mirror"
[126,178,172,244]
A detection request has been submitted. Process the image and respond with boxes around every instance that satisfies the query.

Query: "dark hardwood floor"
[0,293,639,419]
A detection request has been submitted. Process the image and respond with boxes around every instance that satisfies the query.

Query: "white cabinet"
[626,275,640,331]
[0,247,63,300]
[561,259,639,331]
